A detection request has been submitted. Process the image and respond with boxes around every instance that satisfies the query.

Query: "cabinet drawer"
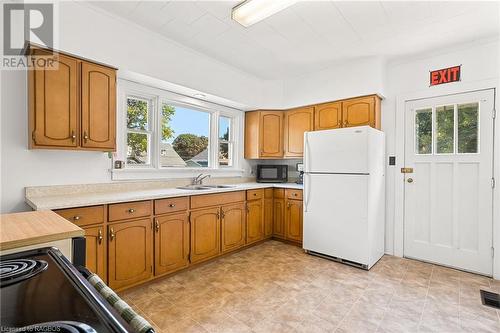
[108,201,152,222]
[286,189,303,200]
[55,205,104,227]
[273,188,285,199]
[154,197,189,215]
[246,189,264,200]
[190,191,245,209]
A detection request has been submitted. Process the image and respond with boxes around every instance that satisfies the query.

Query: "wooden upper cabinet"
[27,45,117,151]
[83,225,106,281]
[342,95,381,129]
[284,107,314,158]
[314,101,342,131]
[81,62,116,150]
[190,208,221,264]
[29,50,78,148]
[154,213,189,276]
[108,218,152,290]
[221,203,246,253]
[245,111,284,159]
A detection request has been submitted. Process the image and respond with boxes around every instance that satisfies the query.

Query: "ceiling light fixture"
[231,0,298,28]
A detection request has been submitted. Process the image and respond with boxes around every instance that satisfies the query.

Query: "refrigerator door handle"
[304,133,310,172]
[304,173,311,212]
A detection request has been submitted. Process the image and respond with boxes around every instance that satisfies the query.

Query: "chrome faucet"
[192,173,211,185]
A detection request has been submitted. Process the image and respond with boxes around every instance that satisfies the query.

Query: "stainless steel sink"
[203,185,235,189]
[176,185,212,190]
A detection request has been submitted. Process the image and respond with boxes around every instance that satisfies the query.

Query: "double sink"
[176,184,236,191]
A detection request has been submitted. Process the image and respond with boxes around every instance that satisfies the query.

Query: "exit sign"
[430,65,461,86]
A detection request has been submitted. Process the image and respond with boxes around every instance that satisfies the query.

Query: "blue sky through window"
[163,106,209,143]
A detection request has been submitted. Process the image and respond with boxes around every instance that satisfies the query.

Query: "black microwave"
[256,165,288,183]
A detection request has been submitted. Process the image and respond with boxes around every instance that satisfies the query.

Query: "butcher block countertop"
[0,211,84,251]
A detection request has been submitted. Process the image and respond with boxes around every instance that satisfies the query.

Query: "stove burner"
[16,321,97,333]
[0,259,48,287]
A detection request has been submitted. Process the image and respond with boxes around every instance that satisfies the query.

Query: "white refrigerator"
[303,126,385,269]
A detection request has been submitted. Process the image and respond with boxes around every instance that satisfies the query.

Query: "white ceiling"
[89,1,500,80]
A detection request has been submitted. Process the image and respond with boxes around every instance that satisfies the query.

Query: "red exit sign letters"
[430,65,461,86]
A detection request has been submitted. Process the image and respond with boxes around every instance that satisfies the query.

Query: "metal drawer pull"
[128,208,135,213]
[109,228,115,241]
[73,216,81,221]
[98,229,103,244]
[169,203,176,208]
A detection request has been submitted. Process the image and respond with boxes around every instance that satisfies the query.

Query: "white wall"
[0,0,280,213]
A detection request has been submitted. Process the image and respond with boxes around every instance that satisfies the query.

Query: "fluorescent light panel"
[232,0,298,27]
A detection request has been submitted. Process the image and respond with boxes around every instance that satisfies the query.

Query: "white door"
[404,89,494,275]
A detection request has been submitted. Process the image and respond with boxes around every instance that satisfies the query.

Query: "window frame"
[115,80,244,180]
[217,114,234,168]
[125,94,155,167]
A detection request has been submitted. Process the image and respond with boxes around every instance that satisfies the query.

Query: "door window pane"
[127,133,149,165]
[415,108,432,154]
[458,103,479,153]
[436,105,454,154]
[127,97,150,130]
[160,104,210,167]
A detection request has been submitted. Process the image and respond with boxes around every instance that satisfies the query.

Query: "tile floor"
[120,241,500,333]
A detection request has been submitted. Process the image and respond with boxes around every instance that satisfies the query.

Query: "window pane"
[458,103,479,153]
[415,108,432,154]
[127,97,149,131]
[219,116,230,141]
[219,142,231,166]
[127,133,149,165]
[436,105,454,154]
[160,104,210,167]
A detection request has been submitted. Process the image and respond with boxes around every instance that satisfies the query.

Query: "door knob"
[407,178,414,183]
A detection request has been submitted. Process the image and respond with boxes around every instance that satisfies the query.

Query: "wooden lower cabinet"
[108,218,152,290]
[154,213,189,276]
[83,225,106,281]
[273,198,286,239]
[246,199,264,244]
[190,208,221,264]
[285,199,303,243]
[221,203,246,253]
[264,197,273,238]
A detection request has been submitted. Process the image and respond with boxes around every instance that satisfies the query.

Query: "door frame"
[393,78,499,278]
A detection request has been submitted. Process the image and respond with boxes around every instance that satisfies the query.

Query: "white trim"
[393,78,499,279]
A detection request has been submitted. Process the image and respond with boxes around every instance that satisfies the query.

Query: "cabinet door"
[284,107,314,157]
[221,203,246,253]
[264,198,273,238]
[83,226,106,281]
[314,102,342,130]
[108,219,152,290]
[246,199,264,244]
[286,199,303,243]
[30,50,78,148]
[190,208,221,264]
[273,198,285,239]
[260,111,284,157]
[154,213,189,276]
[341,96,380,129]
[81,62,116,150]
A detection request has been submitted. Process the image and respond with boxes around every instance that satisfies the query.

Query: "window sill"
[111,167,246,181]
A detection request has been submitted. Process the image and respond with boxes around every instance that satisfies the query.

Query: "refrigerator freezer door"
[304,127,370,174]
[303,173,369,265]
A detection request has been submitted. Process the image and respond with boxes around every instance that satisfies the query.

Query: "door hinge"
[492,108,496,119]
[492,247,495,258]
[492,178,496,189]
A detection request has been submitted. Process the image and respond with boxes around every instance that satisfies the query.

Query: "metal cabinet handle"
[71,130,76,143]
[128,208,135,213]
[98,229,103,244]
[287,201,291,209]
[109,228,115,241]
[343,120,348,127]
[221,211,225,219]
[169,203,176,208]
[83,132,89,142]
[155,219,159,232]
[73,216,80,221]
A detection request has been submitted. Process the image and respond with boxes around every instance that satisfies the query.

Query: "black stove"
[0,248,133,333]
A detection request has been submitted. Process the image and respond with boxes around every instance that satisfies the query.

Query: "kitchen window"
[119,81,243,178]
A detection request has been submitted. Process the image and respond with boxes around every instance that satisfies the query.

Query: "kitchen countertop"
[0,211,84,251]
[26,182,303,211]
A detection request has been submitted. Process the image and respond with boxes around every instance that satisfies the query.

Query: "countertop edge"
[0,229,85,251]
